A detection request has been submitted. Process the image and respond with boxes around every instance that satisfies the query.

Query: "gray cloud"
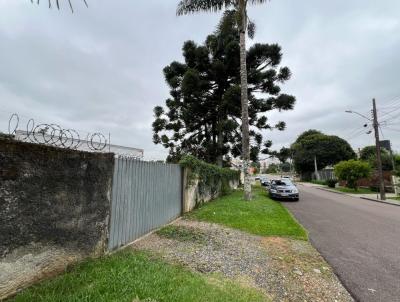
[0,0,399,159]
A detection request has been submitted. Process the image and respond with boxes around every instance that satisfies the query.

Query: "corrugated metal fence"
[108,157,182,250]
[312,169,335,181]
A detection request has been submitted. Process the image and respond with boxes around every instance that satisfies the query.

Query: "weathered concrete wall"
[182,168,239,213]
[0,138,114,299]
[393,176,400,196]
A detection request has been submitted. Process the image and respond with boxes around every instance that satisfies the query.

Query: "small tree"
[291,130,356,175]
[280,162,291,172]
[360,145,393,171]
[266,163,279,174]
[334,160,372,190]
[268,147,291,164]
[395,154,400,177]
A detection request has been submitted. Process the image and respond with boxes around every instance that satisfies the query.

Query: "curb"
[317,187,346,195]
[359,197,400,207]
[317,187,400,207]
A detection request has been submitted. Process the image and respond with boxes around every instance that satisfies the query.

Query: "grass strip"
[11,250,266,302]
[186,186,307,240]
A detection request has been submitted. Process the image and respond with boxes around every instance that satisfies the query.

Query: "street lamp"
[345,110,372,121]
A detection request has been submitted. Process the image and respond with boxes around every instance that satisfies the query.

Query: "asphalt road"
[282,184,400,302]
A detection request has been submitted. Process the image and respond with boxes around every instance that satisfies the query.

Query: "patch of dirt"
[132,220,353,302]
[261,237,351,301]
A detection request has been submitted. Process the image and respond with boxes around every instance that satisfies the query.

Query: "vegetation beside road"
[11,251,265,302]
[308,180,375,194]
[333,187,375,194]
[310,180,327,186]
[334,159,372,190]
[186,185,307,240]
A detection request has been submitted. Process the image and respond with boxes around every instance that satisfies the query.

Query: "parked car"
[269,179,299,201]
[260,177,270,187]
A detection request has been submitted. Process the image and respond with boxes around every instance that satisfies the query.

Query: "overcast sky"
[0,0,399,159]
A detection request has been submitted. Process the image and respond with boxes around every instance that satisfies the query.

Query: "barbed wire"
[8,113,108,151]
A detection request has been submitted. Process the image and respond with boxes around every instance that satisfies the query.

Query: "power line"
[380,96,400,108]
[380,104,400,111]
[379,105,400,119]
[346,125,366,137]
[384,127,400,133]
[347,127,371,140]
[381,112,400,123]
[384,121,400,126]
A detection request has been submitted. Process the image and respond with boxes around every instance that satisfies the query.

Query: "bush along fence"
[0,137,240,299]
[180,155,240,212]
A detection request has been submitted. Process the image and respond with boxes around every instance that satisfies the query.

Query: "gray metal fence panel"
[108,158,182,250]
[312,169,336,181]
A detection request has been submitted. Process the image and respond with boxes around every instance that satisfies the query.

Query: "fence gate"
[108,158,182,250]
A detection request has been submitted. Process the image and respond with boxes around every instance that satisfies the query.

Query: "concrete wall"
[393,176,400,195]
[0,138,114,299]
[182,168,239,213]
[0,138,239,298]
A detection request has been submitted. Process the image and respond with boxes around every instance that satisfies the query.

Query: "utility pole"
[372,98,386,200]
[314,156,320,181]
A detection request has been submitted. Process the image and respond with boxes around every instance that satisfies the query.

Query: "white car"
[269,179,299,201]
[260,177,270,187]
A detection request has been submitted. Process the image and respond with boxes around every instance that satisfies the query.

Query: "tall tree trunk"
[217,117,224,167]
[239,1,251,200]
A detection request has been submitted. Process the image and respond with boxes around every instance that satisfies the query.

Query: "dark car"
[269,179,299,201]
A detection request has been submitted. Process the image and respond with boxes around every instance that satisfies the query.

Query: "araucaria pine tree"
[153,4,295,200]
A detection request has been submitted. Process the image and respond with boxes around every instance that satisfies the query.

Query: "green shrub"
[334,160,372,190]
[326,179,337,188]
[179,155,240,197]
[369,185,379,192]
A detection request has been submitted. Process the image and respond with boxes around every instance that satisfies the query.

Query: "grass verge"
[309,180,326,186]
[185,186,307,240]
[333,187,375,194]
[11,251,266,302]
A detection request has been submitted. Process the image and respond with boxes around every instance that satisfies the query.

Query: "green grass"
[11,251,266,302]
[333,187,375,194]
[156,225,208,244]
[309,180,327,186]
[185,186,307,240]
[389,196,400,201]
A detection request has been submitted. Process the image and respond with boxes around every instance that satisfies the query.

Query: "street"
[283,184,400,302]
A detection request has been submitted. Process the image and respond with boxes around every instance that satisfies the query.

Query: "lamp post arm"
[345,110,372,121]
